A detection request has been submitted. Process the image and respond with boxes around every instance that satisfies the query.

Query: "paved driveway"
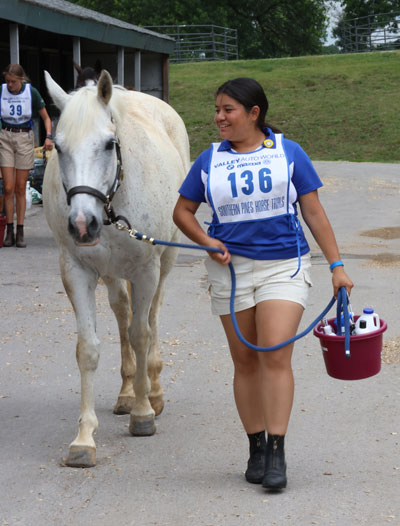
[0,162,399,526]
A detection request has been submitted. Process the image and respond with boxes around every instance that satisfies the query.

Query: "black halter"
[64,138,125,225]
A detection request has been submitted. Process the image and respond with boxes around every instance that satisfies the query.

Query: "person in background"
[0,64,53,247]
[0,174,3,214]
[73,61,99,88]
[173,78,353,491]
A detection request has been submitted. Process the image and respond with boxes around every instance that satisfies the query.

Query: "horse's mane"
[57,85,127,149]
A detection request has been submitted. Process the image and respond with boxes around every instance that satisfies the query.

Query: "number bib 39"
[1,84,32,126]
[207,134,297,224]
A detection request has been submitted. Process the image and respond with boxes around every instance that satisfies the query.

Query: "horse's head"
[45,70,122,246]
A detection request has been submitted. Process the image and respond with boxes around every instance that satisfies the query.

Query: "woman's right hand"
[173,196,231,265]
[332,267,354,299]
[206,238,231,265]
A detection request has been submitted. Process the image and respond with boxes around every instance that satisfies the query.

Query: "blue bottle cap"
[334,313,352,326]
[363,308,374,314]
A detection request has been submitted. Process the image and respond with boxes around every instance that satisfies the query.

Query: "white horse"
[43,70,190,467]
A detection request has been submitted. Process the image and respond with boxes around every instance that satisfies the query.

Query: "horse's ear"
[44,70,71,110]
[97,70,113,106]
[73,61,83,74]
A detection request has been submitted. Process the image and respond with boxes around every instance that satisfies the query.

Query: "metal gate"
[339,11,400,53]
[145,25,238,63]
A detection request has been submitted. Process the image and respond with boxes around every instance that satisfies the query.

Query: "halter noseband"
[64,137,124,225]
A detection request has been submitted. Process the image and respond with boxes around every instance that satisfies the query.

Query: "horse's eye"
[54,142,61,153]
[105,140,115,151]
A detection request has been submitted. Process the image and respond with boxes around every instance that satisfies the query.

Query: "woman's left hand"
[43,138,53,151]
[332,266,353,298]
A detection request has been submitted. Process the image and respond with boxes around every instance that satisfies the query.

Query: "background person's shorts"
[0,129,34,170]
[205,253,313,316]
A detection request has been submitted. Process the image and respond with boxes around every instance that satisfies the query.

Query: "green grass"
[169,51,400,162]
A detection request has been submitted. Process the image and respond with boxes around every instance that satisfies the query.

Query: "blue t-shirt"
[179,128,323,260]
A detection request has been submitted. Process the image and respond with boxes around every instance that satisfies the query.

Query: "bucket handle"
[336,287,351,358]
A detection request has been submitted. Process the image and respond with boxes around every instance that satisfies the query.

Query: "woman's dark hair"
[216,77,281,133]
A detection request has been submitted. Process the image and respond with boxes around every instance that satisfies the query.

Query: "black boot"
[245,431,266,484]
[262,434,287,490]
[3,223,14,247]
[16,224,26,248]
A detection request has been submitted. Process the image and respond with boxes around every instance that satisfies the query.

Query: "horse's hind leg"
[147,246,178,416]
[60,252,99,467]
[128,262,162,436]
[102,276,136,415]
[147,279,165,417]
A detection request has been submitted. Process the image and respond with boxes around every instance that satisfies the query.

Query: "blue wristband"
[330,260,344,272]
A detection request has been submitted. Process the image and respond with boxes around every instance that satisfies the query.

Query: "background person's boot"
[3,223,15,247]
[16,224,26,248]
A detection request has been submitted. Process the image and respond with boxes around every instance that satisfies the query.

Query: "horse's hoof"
[129,415,156,436]
[149,395,164,416]
[113,395,135,415]
[66,446,96,468]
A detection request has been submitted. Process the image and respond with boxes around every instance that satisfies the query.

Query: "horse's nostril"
[68,217,75,236]
[88,216,99,236]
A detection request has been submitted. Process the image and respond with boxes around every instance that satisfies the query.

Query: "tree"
[227,0,328,58]
[69,0,328,58]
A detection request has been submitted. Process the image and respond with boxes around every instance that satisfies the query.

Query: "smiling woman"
[215,94,264,151]
[214,78,282,153]
[173,76,353,491]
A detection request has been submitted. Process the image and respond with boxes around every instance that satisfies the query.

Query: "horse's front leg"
[61,252,100,467]
[102,276,136,415]
[128,264,161,436]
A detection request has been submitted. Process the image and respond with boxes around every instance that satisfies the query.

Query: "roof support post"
[134,51,141,92]
[162,55,169,103]
[9,23,19,64]
[73,37,81,86]
[117,46,125,86]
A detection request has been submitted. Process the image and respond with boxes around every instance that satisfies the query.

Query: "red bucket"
[313,316,387,380]
[0,216,6,248]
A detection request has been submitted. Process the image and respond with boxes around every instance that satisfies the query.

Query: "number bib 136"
[208,134,296,224]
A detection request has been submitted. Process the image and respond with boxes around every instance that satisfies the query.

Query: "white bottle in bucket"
[321,318,335,335]
[354,308,380,335]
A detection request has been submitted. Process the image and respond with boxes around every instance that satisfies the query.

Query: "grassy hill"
[169,51,400,163]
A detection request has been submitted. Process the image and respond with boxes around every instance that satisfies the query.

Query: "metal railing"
[145,25,238,63]
[340,11,400,52]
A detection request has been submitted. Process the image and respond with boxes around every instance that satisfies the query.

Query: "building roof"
[0,0,175,54]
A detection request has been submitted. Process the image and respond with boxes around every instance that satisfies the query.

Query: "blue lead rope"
[228,262,337,352]
[336,286,351,357]
[132,231,350,355]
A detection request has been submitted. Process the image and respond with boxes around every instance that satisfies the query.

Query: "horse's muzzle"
[68,211,101,246]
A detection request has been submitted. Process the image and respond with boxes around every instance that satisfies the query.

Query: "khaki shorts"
[0,129,35,170]
[205,253,313,315]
